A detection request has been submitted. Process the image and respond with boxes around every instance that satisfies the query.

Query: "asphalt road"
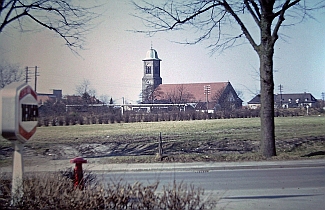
[101,166,325,210]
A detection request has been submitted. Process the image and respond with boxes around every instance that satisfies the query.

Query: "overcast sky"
[1,0,324,104]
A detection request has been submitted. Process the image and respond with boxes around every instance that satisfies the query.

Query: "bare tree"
[0,62,23,88]
[75,79,91,95]
[0,0,99,51]
[142,84,163,103]
[164,85,195,104]
[99,94,110,105]
[132,0,325,158]
[75,79,97,104]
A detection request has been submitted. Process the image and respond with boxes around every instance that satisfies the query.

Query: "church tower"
[142,47,162,102]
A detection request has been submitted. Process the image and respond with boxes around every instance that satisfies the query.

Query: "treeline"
[37,107,323,127]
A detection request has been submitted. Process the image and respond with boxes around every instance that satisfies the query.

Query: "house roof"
[275,93,316,103]
[156,82,229,102]
[248,93,317,104]
[247,95,262,104]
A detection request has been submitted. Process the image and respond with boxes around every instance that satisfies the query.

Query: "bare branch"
[0,62,23,88]
[223,0,258,51]
[0,0,100,51]
[272,0,300,44]
[132,0,324,54]
[244,0,260,26]
[132,0,259,53]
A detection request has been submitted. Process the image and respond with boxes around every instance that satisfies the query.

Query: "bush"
[51,118,57,126]
[58,117,64,126]
[0,171,215,209]
[65,116,70,126]
[123,113,130,123]
[91,116,97,124]
[78,116,84,125]
[43,118,49,126]
[109,115,115,124]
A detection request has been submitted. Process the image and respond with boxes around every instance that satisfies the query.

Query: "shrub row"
[38,110,257,127]
[37,108,323,127]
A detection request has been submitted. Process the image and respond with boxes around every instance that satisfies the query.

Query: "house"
[248,93,317,109]
[152,82,243,112]
[37,89,62,105]
[247,94,263,109]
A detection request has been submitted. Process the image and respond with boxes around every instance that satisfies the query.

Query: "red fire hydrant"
[70,157,87,190]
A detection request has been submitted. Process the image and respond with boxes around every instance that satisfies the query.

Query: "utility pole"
[25,66,39,92]
[278,84,283,108]
[34,66,40,93]
[204,85,211,112]
[25,67,31,83]
[121,97,125,116]
[322,92,325,108]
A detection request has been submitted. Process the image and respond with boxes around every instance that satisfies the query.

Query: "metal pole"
[279,84,283,108]
[11,141,24,205]
[121,97,124,116]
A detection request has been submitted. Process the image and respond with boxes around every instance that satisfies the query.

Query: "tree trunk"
[258,7,277,158]
[259,50,276,157]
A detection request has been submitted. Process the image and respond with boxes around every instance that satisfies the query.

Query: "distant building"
[155,82,242,112]
[141,48,242,112]
[248,93,317,109]
[37,89,62,105]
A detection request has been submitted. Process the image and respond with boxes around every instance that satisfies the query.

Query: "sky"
[0,0,324,105]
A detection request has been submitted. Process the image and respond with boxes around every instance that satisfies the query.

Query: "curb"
[85,159,325,173]
[1,159,325,173]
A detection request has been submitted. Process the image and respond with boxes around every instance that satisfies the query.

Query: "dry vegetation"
[0,170,215,209]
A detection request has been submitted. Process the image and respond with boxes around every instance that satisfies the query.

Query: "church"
[141,48,242,112]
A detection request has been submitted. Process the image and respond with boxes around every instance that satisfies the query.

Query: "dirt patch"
[1,136,324,166]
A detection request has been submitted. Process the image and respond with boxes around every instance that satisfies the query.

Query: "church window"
[146,66,151,74]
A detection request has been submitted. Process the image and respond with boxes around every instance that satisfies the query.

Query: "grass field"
[1,116,325,164]
[27,116,325,143]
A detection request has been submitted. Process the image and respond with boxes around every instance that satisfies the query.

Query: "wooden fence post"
[156,132,163,160]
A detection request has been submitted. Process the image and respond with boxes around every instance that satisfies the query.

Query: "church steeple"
[142,47,162,102]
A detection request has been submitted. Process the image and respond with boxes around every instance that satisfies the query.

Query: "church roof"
[156,82,229,102]
[143,48,161,61]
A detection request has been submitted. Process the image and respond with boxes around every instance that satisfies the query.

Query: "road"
[101,166,325,210]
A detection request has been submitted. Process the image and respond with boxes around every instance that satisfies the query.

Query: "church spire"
[142,47,162,102]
